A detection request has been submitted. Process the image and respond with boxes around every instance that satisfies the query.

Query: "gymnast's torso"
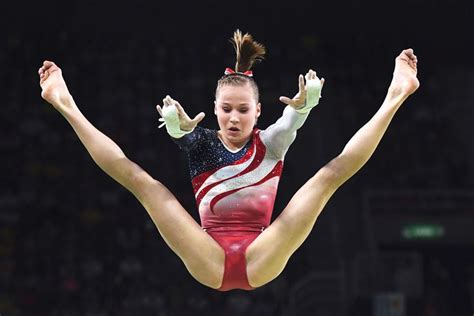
[173,106,310,232]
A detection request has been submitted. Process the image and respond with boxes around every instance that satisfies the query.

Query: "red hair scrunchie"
[224,68,253,77]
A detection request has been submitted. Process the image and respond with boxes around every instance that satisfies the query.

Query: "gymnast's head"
[214,30,266,146]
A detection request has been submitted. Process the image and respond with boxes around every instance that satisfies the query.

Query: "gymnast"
[38,30,419,291]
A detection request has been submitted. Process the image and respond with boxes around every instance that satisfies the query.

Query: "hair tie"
[224,68,253,77]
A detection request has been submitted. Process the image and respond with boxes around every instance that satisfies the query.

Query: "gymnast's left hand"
[279,69,325,109]
[156,95,205,132]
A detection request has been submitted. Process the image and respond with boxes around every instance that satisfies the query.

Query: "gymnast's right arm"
[38,60,153,201]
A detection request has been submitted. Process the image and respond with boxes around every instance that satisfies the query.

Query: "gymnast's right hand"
[38,60,75,113]
[156,95,205,132]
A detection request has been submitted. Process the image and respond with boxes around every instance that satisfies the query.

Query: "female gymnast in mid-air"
[38,30,419,291]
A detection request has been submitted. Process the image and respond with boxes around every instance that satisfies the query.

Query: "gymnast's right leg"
[38,60,225,289]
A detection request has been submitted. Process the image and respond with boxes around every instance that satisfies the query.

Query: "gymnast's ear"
[214,100,217,115]
[256,102,261,118]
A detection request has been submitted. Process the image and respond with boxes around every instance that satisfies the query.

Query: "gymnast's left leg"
[245,48,420,287]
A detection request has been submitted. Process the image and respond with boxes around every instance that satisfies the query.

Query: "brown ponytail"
[216,30,266,102]
[231,29,266,72]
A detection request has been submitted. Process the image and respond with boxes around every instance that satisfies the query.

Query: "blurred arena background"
[1,0,473,315]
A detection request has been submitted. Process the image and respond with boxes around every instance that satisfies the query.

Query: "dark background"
[1,0,474,315]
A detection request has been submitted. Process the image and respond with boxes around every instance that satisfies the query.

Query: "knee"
[310,160,345,196]
[130,174,172,209]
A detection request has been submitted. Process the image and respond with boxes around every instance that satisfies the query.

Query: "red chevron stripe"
[195,134,267,208]
[209,160,284,214]
[191,131,257,194]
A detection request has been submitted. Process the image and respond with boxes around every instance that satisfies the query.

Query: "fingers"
[158,95,196,120]
[279,96,293,105]
[160,95,191,117]
[162,95,174,107]
[162,95,182,110]
[304,69,323,90]
[157,96,174,120]
[192,112,206,125]
[282,70,323,107]
[169,98,191,120]
[174,100,186,115]
[156,105,163,117]
[161,95,181,115]
[298,74,305,92]
[305,69,317,81]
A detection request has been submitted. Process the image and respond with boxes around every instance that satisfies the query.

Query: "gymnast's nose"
[230,112,239,124]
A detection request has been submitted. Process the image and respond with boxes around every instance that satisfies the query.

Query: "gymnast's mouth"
[228,127,240,132]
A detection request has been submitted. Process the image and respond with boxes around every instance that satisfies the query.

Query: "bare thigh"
[133,175,225,289]
[245,169,337,287]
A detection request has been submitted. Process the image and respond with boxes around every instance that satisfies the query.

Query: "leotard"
[173,106,310,290]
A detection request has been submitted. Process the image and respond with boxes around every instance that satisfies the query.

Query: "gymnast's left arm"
[260,69,324,158]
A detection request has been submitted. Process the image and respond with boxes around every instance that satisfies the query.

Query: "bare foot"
[388,49,420,99]
[38,61,75,112]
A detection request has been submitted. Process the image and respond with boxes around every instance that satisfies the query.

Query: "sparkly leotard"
[173,106,310,291]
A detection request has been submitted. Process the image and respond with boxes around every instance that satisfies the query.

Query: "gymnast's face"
[214,83,261,149]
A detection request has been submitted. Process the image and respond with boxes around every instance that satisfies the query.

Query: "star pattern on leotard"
[176,127,253,179]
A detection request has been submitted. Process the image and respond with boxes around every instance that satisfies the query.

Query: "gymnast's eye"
[222,107,231,113]
[239,108,248,113]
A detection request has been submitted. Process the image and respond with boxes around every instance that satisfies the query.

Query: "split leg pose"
[39,46,418,290]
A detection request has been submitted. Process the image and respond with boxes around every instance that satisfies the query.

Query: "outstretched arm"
[260,70,324,158]
[38,61,151,200]
[322,48,419,193]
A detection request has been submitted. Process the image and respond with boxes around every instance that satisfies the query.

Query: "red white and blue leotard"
[173,106,310,291]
